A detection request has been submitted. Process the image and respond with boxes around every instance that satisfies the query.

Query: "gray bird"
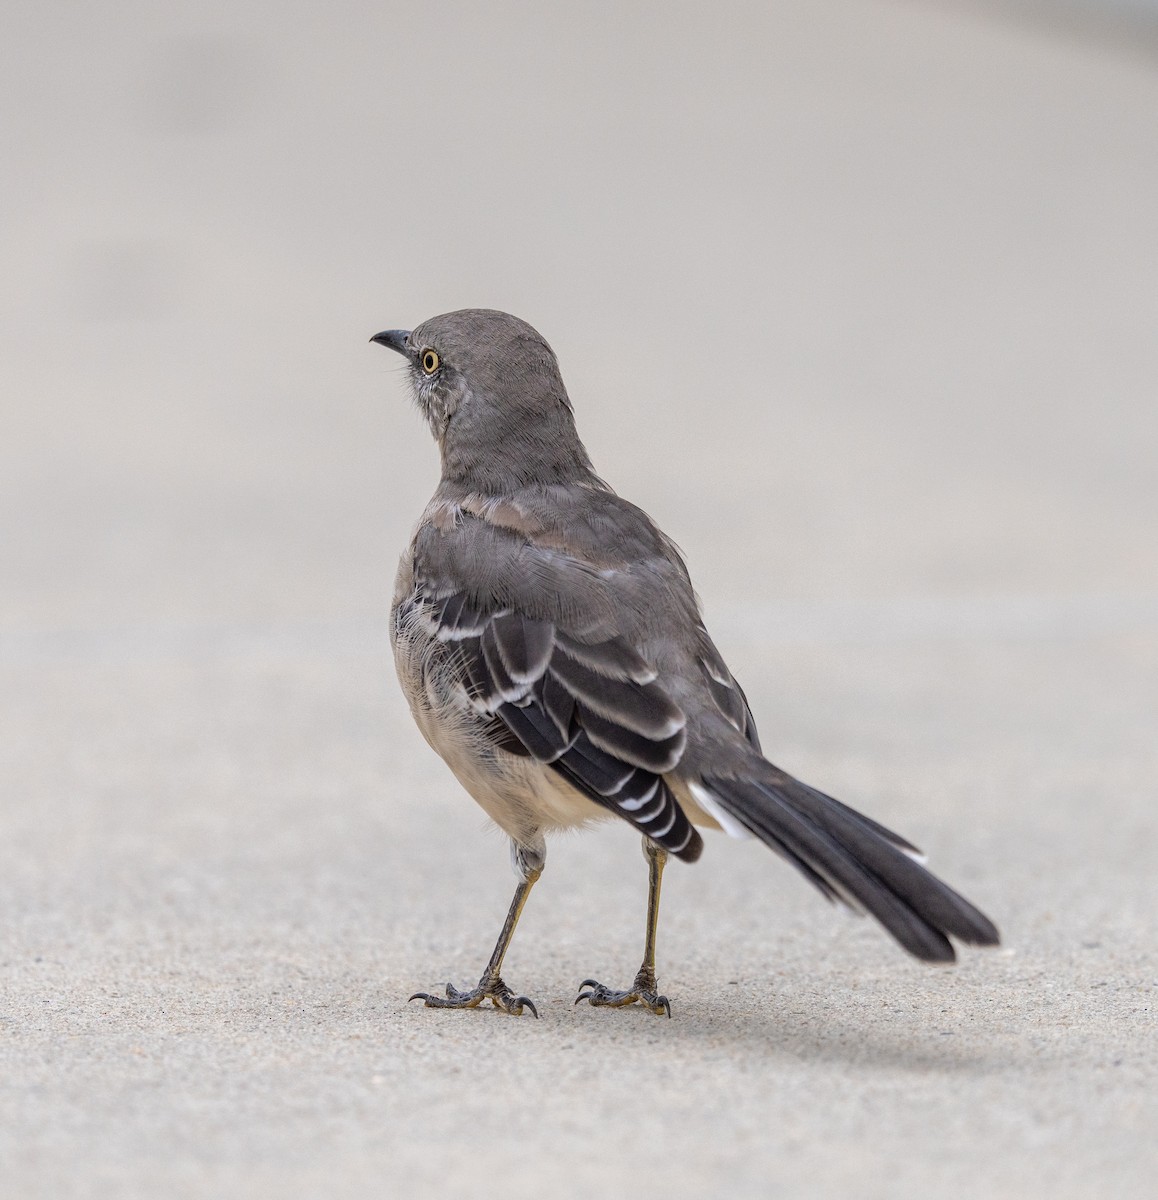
[372,309,999,1018]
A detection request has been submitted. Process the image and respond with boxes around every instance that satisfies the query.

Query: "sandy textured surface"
[2,2,1156,1197]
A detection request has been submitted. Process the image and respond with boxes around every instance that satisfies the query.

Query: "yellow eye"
[421,349,440,374]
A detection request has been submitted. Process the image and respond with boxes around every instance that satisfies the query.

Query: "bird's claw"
[407,977,538,1017]
[499,994,538,1019]
[573,976,672,1018]
[573,977,600,1005]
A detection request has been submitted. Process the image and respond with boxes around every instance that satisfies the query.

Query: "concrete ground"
[2,2,1156,1197]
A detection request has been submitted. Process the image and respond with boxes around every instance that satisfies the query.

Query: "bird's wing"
[397,486,708,860]
[695,632,763,752]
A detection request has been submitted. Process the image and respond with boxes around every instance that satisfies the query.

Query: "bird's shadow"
[690,1007,1006,1073]
[554,979,1037,1077]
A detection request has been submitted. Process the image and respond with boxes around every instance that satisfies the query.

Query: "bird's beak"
[370,329,413,358]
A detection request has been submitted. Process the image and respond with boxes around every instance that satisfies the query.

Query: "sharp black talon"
[574,990,593,1005]
[408,992,432,1004]
[659,996,672,1018]
[518,997,539,1019]
[578,979,600,990]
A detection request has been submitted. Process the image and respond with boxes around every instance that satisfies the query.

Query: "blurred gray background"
[2,1,1156,1197]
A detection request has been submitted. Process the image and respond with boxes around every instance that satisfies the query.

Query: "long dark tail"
[696,761,1000,962]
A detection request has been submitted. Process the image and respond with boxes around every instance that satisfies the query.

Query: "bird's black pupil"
[424,353,436,371]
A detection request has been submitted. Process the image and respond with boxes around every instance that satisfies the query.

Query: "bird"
[371,308,999,1019]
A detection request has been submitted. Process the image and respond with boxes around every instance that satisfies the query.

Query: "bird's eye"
[421,349,440,374]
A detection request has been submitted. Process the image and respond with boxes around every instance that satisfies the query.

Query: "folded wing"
[413,590,703,861]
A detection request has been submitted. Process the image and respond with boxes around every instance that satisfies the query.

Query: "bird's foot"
[574,970,671,1018]
[408,975,538,1018]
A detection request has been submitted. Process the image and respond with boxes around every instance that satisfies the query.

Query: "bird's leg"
[409,840,543,1017]
[576,838,671,1017]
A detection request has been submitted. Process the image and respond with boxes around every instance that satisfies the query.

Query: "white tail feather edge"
[688,781,752,841]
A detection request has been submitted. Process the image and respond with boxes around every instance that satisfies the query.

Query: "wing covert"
[411,584,702,861]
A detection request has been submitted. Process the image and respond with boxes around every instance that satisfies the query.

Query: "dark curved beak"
[370,329,413,358]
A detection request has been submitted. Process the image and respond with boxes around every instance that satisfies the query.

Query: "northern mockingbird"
[372,309,999,1019]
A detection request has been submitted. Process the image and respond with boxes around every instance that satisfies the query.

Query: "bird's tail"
[691,758,999,962]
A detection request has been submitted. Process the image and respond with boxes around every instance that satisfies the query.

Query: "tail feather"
[813,789,923,858]
[701,764,1000,963]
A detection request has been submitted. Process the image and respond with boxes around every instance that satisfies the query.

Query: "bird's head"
[371,308,593,493]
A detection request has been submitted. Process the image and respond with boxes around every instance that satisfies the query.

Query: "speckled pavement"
[2,2,1156,1196]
